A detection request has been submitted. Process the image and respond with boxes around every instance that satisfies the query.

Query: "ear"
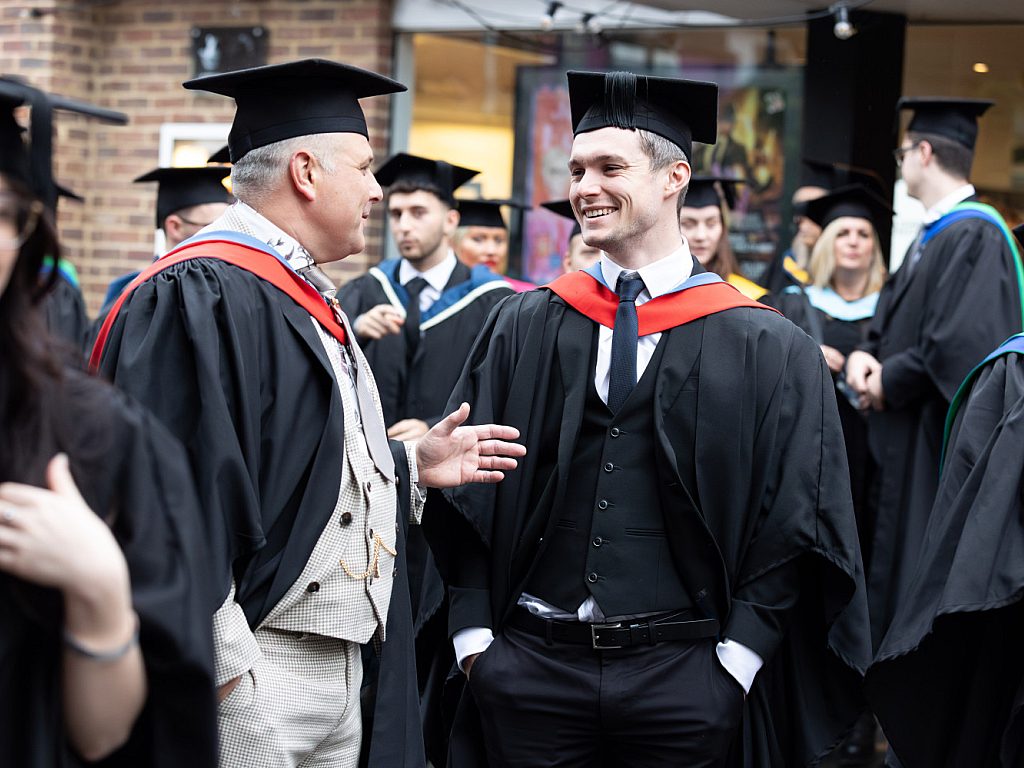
[163,214,183,243]
[917,140,934,167]
[666,160,691,200]
[288,149,318,203]
[444,207,460,235]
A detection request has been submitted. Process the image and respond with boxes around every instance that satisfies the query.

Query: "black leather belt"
[509,607,720,649]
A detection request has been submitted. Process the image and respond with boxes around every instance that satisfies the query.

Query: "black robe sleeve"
[94,258,347,625]
[866,350,1024,767]
[0,371,217,768]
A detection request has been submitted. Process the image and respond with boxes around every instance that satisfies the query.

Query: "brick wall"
[1,0,396,314]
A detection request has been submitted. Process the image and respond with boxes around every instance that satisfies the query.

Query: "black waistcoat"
[525,326,695,617]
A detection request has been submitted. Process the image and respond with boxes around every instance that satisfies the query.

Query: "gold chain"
[339,533,398,580]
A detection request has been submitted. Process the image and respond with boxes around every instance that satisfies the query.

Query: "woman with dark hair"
[678,176,767,299]
[0,84,216,767]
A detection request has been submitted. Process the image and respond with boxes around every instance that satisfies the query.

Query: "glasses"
[893,142,922,167]
[0,195,43,250]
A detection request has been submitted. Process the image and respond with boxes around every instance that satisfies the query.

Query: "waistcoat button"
[587,572,599,583]
[603,462,614,473]
[340,512,353,526]
[306,581,320,593]
[592,537,603,547]
[609,427,620,437]
[597,500,608,510]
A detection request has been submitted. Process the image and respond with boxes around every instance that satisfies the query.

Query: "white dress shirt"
[455,243,764,694]
[398,251,458,312]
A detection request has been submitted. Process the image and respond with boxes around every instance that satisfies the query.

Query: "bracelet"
[62,614,140,662]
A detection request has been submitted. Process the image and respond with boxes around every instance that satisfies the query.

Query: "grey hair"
[635,129,691,212]
[230,133,339,204]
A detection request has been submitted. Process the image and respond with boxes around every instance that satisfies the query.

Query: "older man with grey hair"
[90,58,525,768]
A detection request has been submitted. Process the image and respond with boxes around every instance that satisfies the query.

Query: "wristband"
[63,614,140,662]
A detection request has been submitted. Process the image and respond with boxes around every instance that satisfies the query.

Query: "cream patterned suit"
[208,203,424,767]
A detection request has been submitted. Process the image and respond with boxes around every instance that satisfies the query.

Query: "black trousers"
[468,626,744,767]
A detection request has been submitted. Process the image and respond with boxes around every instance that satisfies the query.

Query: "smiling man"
[427,70,870,767]
[90,59,526,768]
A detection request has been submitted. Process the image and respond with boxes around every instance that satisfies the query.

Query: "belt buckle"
[590,621,623,649]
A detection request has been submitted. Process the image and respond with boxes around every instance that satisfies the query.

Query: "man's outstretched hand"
[415,403,526,488]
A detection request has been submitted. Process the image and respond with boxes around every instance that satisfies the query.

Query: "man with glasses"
[846,98,1024,652]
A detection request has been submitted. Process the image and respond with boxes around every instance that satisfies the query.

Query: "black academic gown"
[774,291,877,569]
[425,270,871,768]
[859,199,1023,649]
[339,259,513,764]
[0,370,217,768]
[338,259,514,430]
[94,256,425,768]
[43,272,90,355]
[866,342,1024,767]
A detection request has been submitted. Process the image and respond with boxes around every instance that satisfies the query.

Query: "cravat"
[607,271,645,412]
[403,277,429,353]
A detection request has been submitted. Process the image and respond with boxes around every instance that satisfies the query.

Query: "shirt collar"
[599,242,694,299]
[213,201,317,271]
[398,251,457,292]
[923,183,975,224]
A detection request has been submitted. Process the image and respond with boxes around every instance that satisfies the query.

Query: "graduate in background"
[340,153,514,439]
[540,198,602,273]
[338,155,516,765]
[428,70,869,768]
[846,98,1024,653]
[453,198,535,291]
[97,164,233,314]
[678,175,766,300]
[866,228,1024,767]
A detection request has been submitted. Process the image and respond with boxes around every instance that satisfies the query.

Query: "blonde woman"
[776,183,891,766]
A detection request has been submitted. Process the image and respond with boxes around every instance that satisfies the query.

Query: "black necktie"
[403,277,428,353]
[607,271,644,412]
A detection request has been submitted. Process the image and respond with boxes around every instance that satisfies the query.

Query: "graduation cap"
[133,166,233,229]
[799,157,885,195]
[0,76,127,211]
[683,176,743,211]
[375,153,478,206]
[567,70,718,160]
[456,198,528,229]
[898,97,994,151]
[183,58,407,163]
[207,144,231,164]
[803,184,893,232]
[540,199,582,239]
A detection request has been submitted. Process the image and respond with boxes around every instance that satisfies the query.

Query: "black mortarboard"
[456,198,528,229]
[183,59,406,163]
[0,76,127,211]
[567,71,717,160]
[375,153,478,206]
[683,176,743,211]
[207,144,231,164]
[898,97,994,151]
[799,157,885,195]
[803,184,893,232]
[133,166,233,228]
[540,199,582,239]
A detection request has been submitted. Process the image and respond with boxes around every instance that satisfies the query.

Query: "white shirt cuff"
[453,626,495,673]
[403,441,426,524]
[716,638,764,695]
